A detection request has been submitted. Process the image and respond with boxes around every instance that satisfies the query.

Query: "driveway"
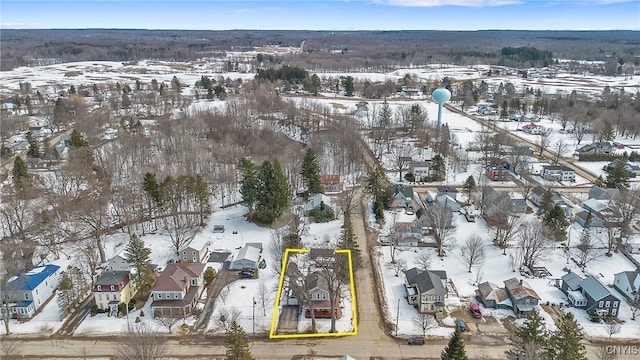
[195,266,237,332]
[276,305,299,333]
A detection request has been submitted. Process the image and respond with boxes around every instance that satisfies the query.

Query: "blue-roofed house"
[560,272,621,317]
[1,264,61,319]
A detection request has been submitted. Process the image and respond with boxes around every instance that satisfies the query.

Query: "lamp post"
[566,224,573,264]
[395,298,400,336]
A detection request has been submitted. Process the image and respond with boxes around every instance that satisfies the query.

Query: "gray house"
[560,272,621,317]
[390,184,414,210]
[482,187,527,222]
[589,186,619,201]
[476,281,512,310]
[613,270,639,302]
[503,278,541,317]
[530,186,572,217]
[404,267,448,314]
[575,141,613,155]
[435,186,458,200]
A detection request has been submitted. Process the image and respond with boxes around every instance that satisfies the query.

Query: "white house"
[541,165,575,182]
[303,193,332,216]
[107,251,133,272]
[613,271,639,302]
[1,264,61,319]
[179,236,211,263]
[230,244,262,270]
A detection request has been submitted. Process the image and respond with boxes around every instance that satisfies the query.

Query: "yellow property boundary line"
[268,248,358,339]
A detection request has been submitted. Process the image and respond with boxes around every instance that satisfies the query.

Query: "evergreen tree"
[239,157,260,216]
[544,312,587,360]
[69,129,89,148]
[365,165,392,223]
[431,154,446,181]
[53,98,68,131]
[122,91,131,109]
[577,210,593,266]
[25,131,40,158]
[605,159,632,189]
[224,321,254,360]
[300,149,322,195]
[441,327,469,360]
[69,85,76,95]
[1,144,14,159]
[543,205,569,240]
[537,190,553,215]
[439,124,451,158]
[255,159,291,223]
[505,309,547,360]
[142,172,161,206]
[342,76,354,96]
[379,99,392,128]
[56,270,75,316]
[25,95,33,115]
[12,156,28,186]
[462,176,476,203]
[338,215,362,270]
[124,234,153,296]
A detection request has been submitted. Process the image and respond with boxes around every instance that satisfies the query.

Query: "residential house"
[179,236,211,263]
[150,263,206,318]
[503,278,541,317]
[475,281,512,310]
[319,175,344,193]
[575,141,613,155]
[530,186,573,217]
[499,144,532,156]
[575,198,616,228]
[486,162,510,181]
[1,264,61,319]
[604,159,640,177]
[522,123,545,135]
[305,272,341,319]
[403,267,448,314]
[541,165,576,182]
[411,161,431,180]
[435,194,460,212]
[435,186,458,201]
[560,272,621,317]
[107,251,133,272]
[390,184,414,210]
[304,193,333,216]
[229,244,262,270]
[625,239,640,254]
[588,186,619,201]
[575,210,605,228]
[613,271,639,302]
[393,221,422,244]
[482,187,527,221]
[27,126,44,139]
[93,271,136,315]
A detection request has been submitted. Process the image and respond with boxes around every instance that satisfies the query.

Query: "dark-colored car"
[407,336,425,345]
[456,319,467,332]
[239,270,254,279]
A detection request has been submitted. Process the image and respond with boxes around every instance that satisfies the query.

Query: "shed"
[230,245,261,270]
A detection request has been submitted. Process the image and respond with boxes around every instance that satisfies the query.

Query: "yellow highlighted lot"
[268,248,357,339]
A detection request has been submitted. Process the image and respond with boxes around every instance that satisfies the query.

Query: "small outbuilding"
[230,244,262,270]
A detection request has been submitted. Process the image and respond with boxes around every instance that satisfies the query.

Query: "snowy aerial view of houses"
[1,21,640,360]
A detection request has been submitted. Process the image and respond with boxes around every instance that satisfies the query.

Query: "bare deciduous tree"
[115,322,167,360]
[493,210,522,255]
[460,235,486,273]
[386,258,407,277]
[411,312,437,336]
[213,307,241,332]
[154,315,179,333]
[424,203,456,257]
[605,321,621,339]
[415,252,432,272]
[256,279,272,317]
[553,138,569,164]
[517,221,549,270]
[536,131,552,156]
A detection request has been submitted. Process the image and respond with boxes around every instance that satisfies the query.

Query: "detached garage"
[230,244,261,270]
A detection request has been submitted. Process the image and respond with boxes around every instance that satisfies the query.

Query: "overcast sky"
[1,0,638,30]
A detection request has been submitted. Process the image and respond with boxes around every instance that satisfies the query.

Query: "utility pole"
[252,297,256,334]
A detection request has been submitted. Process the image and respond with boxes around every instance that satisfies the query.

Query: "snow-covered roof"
[235,245,261,263]
[580,275,617,301]
[582,198,608,213]
[562,272,583,291]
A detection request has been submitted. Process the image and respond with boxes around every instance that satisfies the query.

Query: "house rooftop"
[542,165,573,171]
[436,186,458,194]
[7,264,60,291]
[307,272,329,293]
[562,272,584,291]
[151,263,205,292]
[95,271,131,286]
[580,275,617,301]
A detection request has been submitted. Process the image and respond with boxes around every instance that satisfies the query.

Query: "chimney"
[519,279,523,286]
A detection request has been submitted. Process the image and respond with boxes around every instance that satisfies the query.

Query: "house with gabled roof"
[229,244,262,270]
[319,175,343,193]
[613,270,639,302]
[504,278,541,317]
[475,281,512,310]
[150,263,206,318]
[107,250,133,272]
[575,141,613,155]
[179,235,211,263]
[390,184,414,210]
[1,264,61,319]
[93,270,137,315]
[305,271,341,319]
[560,272,621,317]
[482,187,527,222]
[403,267,448,314]
[589,186,619,201]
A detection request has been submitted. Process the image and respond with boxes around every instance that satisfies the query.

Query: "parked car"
[407,336,425,345]
[470,303,482,318]
[456,319,467,332]
[239,269,255,279]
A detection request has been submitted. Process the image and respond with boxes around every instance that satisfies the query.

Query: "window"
[24,294,28,300]
[35,289,38,295]
[158,293,162,299]
[605,301,610,308]
[599,301,604,308]
[193,256,197,262]
[110,285,115,291]
[614,301,619,308]
[612,308,617,316]
[113,294,117,300]
[183,251,186,255]
[97,285,101,292]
